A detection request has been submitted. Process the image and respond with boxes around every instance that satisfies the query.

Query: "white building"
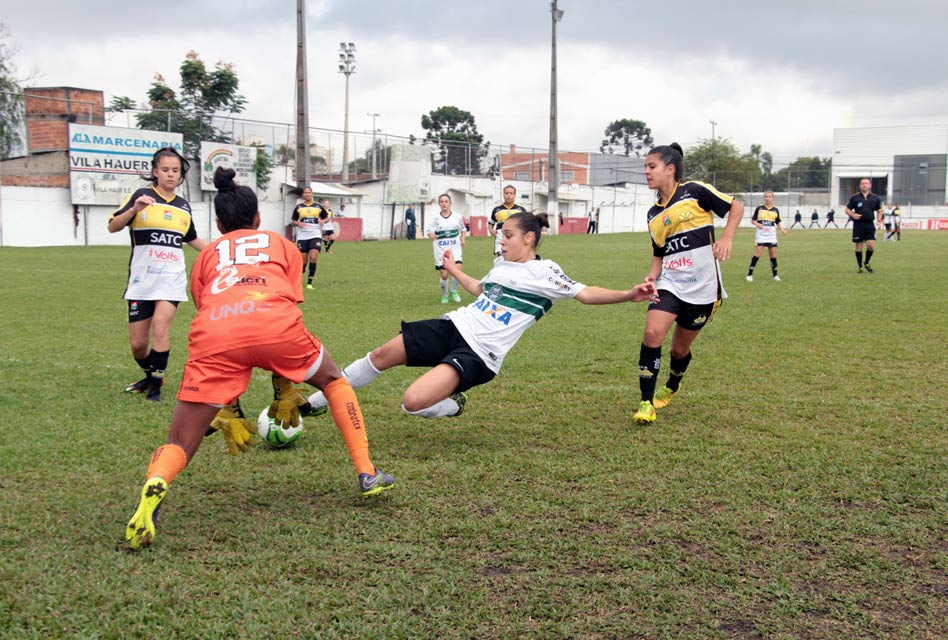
[832,125,948,219]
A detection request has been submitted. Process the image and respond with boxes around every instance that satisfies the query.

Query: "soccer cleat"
[299,401,327,418]
[450,291,462,303]
[450,392,467,417]
[125,477,168,549]
[306,283,314,290]
[773,275,782,282]
[441,295,449,304]
[124,376,152,394]
[857,268,864,274]
[358,468,395,497]
[864,265,873,273]
[633,400,656,424]
[746,275,753,282]
[653,385,678,409]
[146,378,163,402]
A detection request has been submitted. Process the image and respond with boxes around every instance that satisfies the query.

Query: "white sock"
[306,353,381,407]
[440,279,448,296]
[402,397,460,418]
[450,277,458,293]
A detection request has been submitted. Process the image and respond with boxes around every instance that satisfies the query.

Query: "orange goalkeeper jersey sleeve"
[187,229,307,360]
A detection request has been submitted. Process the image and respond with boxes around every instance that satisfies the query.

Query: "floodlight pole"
[548,1,564,232]
[295,0,311,190]
[339,43,357,182]
[367,112,380,179]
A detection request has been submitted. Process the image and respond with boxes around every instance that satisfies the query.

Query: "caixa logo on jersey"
[473,293,512,326]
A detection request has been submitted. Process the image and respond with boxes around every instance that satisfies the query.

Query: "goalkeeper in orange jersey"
[125,167,393,550]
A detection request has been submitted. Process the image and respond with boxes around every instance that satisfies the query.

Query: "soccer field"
[1,230,946,639]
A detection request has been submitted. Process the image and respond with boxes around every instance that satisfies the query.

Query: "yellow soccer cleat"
[633,400,656,425]
[653,385,678,410]
[125,477,168,550]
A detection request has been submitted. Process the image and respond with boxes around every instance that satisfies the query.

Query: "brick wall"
[24,87,105,153]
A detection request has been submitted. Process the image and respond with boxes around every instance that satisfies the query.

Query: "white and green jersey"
[446,257,587,373]
[427,211,466,266]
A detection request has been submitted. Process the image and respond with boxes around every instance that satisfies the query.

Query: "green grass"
[1,230,946,639]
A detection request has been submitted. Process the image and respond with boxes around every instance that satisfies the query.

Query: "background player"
[108,147,206,402]
[825,208,839,228]
[844,178,883,273]
[488,185,527,257]
[746,190,787,282]
[808,209,821,228]
[319,197,336,253]
[290,187,322,289]
[886,203,902,241]
[125,167,393,550]
[301,212,655,421]
[634,143,743,425]
[427,193,466,303]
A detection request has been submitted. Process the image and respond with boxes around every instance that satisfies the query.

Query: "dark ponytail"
[506,211,550,249]
[647,143,684,181]
[213,167,258,232]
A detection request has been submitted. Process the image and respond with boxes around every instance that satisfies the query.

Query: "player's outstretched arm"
[575,281,657,305]
[713,199,744,261]
[442,250,483,297]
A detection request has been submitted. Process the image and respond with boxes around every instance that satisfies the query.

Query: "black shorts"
[852,225,876,243]
[127,299,179,323]
[648,290,720,331]
[322,229,334,238]
[884,223,891,231]
[756,242,777,247]
[401,318,495,393]
[297,237,322,253]
[434,261,462,271]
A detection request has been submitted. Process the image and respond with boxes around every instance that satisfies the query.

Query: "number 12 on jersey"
[214,233,271,269]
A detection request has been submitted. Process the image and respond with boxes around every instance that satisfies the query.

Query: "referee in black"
[844,178,883,273]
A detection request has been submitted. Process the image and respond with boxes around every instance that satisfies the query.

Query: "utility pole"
[709,119,717,170]
[548,1,564,232]
[367,112,380,179]
[339,42,356,182]
[295,0,311,190]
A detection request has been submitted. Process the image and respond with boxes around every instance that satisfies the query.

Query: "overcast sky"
[5,0,947,165]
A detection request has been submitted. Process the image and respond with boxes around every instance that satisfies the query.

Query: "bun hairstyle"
[212,167,258,232]
[506,211,550,249]
[648,142,684,181]
[145,147,189,186]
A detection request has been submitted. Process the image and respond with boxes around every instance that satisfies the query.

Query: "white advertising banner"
[199,142,257,192]
[68,123,184,206]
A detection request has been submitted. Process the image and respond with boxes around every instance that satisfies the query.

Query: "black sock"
[856,251,863,268]
[308,262,317,283]
[748,256,759,275]
[865,249,873,266]
[149,349,169,381]
[301,260,307,274]
[666,351,692,392]
[135,353,153,379]
[770,258,778,276]
[638,344,662,402]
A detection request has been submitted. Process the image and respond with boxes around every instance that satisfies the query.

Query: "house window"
[515,172,531,181]
[561,171,574,182]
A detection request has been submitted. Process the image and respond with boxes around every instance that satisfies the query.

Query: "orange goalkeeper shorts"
[177,330,322,405]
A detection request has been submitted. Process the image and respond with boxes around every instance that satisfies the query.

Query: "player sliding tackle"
[299,211,657,421]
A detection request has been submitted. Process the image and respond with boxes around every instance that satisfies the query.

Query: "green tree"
[108,95,136,111]
[685,139,762,195]
[599,118,653,156]
[135,50,247,159]
[251,146,272,192]
[0,23,25,159]
[420,106,488,175]
[772,156,832,190]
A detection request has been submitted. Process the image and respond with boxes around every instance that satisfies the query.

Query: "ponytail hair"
[647,142,684,181]
[213,167,258,232]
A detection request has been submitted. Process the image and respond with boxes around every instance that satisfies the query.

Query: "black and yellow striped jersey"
[490,203,527,229]
[647,181,734,304]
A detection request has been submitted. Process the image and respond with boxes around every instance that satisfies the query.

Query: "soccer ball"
[256,406,303,449]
